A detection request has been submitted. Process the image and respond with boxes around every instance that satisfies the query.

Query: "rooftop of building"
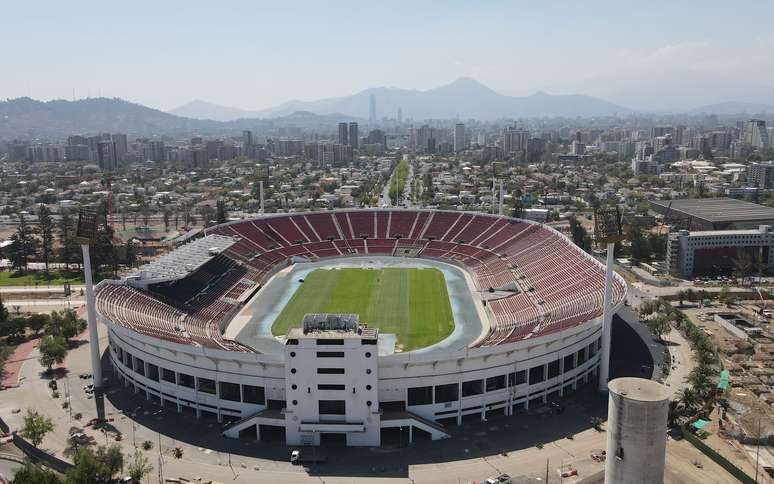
[287,313,379,340]
[652,198,774,223]
[125,234,236,285]
[608,377,669,402]
[677,226,772,237]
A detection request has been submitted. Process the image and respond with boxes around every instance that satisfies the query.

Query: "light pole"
[76,208,103,389]
[594,206,625,393]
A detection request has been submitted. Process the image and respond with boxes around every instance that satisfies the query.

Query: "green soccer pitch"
[271,267,455,351]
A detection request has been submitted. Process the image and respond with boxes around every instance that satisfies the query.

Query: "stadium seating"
[96,210,624,352]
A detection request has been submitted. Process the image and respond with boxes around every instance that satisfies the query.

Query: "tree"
[10,461,61,484]
[647,315,672,341]
[0,344,11,383]
[20,409,54,447]
[0,317,27,341]
[38,335,67,371]
[37,204,55,276]
[26,313,49,335]
[678,388,699,414]
[126,449,153,482]
[124,239,138,268]
[65,444,125,483]
[627,225,651,262]
[0,295,8,323]
[9,213,38,272]
[198,204,216,228]
[58,210,80,272]
[733,249,753,285]
[647,233,667,260]
[120,204,129,231]
[568,216,591,252]
[95,444,124,479]
[92,227,117,277]
[47,309,86,340]
[141,202,151,228]
[639,298,662,316]
[216,199,228,224]
[163,207,171,231]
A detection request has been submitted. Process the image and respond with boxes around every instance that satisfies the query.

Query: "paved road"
[0,457,23,483]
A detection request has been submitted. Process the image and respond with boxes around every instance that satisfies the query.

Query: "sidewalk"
[662,327,695,398]
[0,338,40,389]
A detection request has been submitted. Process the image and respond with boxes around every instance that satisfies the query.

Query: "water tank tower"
[605,377,670,484]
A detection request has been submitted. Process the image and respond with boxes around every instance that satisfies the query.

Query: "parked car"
[485,474,512,484]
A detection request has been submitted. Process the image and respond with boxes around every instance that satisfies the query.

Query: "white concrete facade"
[666,225,774,277]
[283,320,380,446]
[104,313,606,446]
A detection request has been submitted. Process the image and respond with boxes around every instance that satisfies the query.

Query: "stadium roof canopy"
[651,198,774,227]
[126,234,236,287]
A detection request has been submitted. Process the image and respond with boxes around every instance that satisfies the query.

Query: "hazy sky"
[3,1,773,111]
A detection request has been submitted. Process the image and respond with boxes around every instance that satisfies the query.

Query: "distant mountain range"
[4,77,774,139]
[0,98,360,138]
[687,101,774,115]
[172,77,631,121]
[169,99,265,122]
[0,97,212,139]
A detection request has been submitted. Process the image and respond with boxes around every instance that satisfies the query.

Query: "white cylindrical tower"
[605,377,669,484]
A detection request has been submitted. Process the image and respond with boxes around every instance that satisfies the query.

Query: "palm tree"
[667,400,682,427]
[688,369,712,395]
[639,299,661,316]
[679,388,699,413]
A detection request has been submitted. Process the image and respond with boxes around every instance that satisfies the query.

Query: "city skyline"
[2,1,774,112]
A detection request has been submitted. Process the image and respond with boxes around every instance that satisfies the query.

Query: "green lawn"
[272,268,454,351]
[0,271,84,287]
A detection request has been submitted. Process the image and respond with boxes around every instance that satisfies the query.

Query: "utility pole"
[259,180,264,216]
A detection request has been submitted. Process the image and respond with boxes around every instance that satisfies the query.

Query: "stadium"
[95,209,626,447]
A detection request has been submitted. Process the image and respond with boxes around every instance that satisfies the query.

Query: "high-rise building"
[416,125,434,152]
[745,119,769,148]
[111,133,128,161]
[526,137,545,163]
[502,126,529,157]
[333,144,353,164]
[205,140,223,160]
[276,139,304,157]
[97,140,117,171]
[748,162,774,189]
[650,126,674,139]
[348,122,359,149]
[369,94,376,125]
[454,123,465,152]
[145,141,166,162]
[397,107,403,124]
[192,148,208,169]
[338,122,349,146]
[243,130,254,148]
[367,129,386,148]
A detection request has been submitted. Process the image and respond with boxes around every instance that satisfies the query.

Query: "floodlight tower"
[76,207,103,388]
[594,206,625,393]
